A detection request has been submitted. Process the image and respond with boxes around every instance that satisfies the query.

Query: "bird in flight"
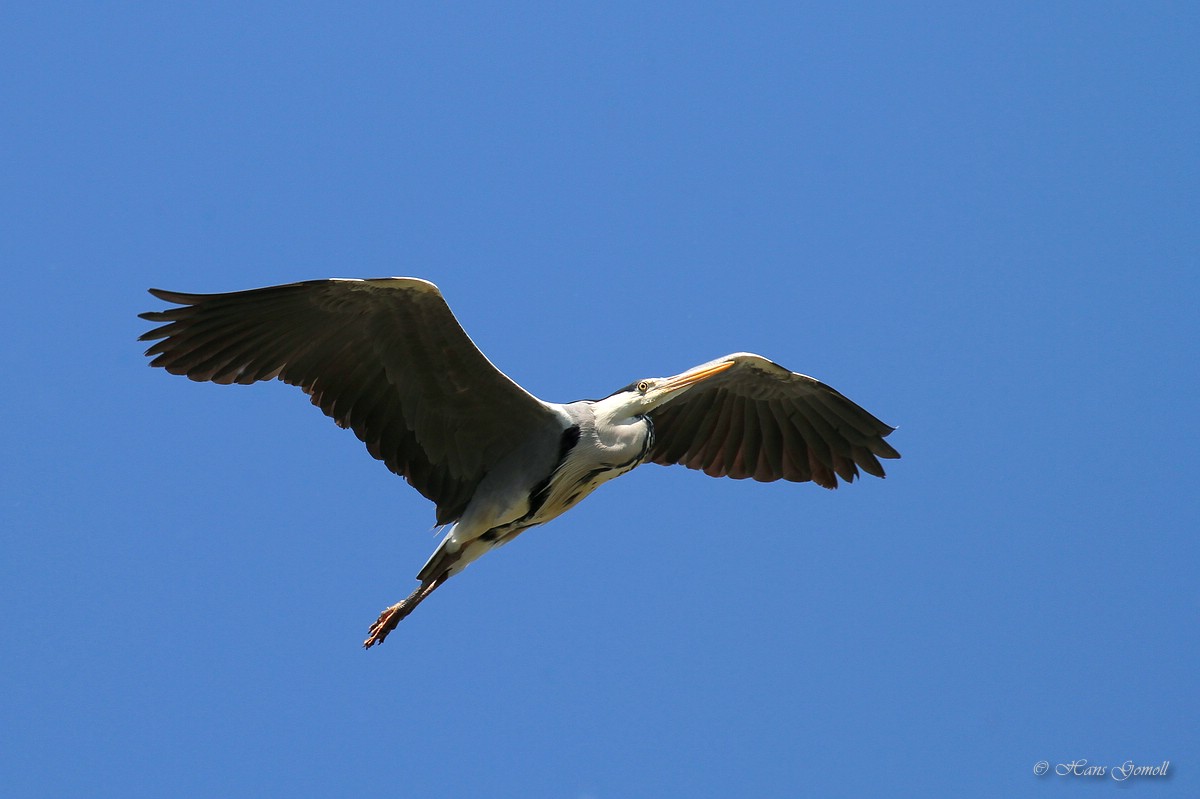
[140,278,900,648]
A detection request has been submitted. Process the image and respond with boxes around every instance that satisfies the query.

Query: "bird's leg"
[363,574,446,649]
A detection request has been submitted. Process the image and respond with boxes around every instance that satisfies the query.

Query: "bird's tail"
[416,521,494,583]
[416,541,463,583]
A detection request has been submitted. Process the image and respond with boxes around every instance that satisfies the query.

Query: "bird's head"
[591,359,735,421]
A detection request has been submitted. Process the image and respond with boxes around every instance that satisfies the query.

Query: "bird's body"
[140,277,900,647]
[413,399,651,591]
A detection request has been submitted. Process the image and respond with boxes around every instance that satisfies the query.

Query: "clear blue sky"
[3,4,1196,797]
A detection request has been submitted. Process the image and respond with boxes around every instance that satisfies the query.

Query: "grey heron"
[139,277,900,648]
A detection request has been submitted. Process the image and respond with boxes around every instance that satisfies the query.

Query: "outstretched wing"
[647,353,900,488]
[139,277,563,523]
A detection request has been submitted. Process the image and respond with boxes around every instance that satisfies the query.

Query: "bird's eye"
[637,380,650,393]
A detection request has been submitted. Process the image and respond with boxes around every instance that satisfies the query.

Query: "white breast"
[532,415,652,525]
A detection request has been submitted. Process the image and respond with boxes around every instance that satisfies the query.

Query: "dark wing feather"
[647,353,899,488]
[139,277,562,523]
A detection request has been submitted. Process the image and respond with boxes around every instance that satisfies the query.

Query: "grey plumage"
[140,278,558,525]
[139,277,900,647]
[646,354,899,486]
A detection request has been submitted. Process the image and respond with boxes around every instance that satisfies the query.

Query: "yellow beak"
[659,359,735,394]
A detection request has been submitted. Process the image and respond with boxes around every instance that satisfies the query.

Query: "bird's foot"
[363,602,406,649]
[362,576,445,649]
